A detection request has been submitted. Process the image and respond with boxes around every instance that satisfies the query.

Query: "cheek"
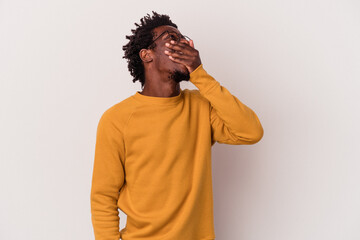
[154,52,172,69]
[156,45,168,58]
[154,44,174,66]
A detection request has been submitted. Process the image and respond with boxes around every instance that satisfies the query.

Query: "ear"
[139,49,153,63]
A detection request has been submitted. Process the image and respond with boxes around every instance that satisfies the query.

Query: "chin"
[170,67,190,83]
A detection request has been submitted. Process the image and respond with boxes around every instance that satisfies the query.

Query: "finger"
[164,50,191,59]
[168,55,190,65]
[166,41,192,53]
[189,40,194,48]
[179,38,190,46]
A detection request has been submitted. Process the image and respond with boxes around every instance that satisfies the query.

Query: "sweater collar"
[132,88,184,105]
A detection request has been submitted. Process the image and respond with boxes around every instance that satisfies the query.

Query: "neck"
[140,69,181,97]
[140,83,181,97]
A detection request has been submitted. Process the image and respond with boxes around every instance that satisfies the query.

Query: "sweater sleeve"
[189,64,264,145]
[90,112,125,240]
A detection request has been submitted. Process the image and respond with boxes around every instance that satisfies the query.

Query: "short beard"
[169,69,190,83]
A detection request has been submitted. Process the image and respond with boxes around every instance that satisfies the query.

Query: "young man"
[90,11,264,240]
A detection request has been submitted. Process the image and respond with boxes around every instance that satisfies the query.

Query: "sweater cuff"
[190,64,204,75]
[189,64,219,95]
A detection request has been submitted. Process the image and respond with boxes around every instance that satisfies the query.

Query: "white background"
[1,0,359,239]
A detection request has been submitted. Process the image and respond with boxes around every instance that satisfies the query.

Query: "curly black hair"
[122,11,178,89]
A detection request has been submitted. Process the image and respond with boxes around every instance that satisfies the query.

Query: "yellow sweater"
[90,64,264,240]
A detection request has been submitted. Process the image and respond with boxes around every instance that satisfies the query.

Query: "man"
[90,11,264,240]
